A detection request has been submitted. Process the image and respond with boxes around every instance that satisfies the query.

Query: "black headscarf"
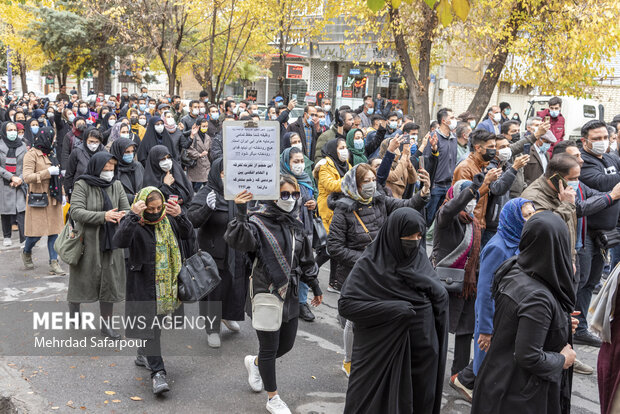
[0,121,23,155]
[338,208,448,414]
[77,152,118,252]
[33,127,62,203]
[137,116,177,165]
[142,145,192,204]
[110,138,142,197]
[205,157,229,211]
[515,211,576,313]
[322,138,348,177]
[99,112,116,133]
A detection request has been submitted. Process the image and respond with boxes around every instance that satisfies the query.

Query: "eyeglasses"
[280,191,301,201]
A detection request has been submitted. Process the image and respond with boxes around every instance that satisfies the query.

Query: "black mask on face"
[481,148,496,162]
[130,117,138,125]
[401,239,420,256]
[143,210,163,223]
[511,132,520,141]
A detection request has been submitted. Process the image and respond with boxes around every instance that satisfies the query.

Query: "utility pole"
[6,48,12,90]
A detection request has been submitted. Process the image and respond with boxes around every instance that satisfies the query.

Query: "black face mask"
[143,210,163,223]
[511,132,520,141]
[401,239,420,256]
[130,117,138,125]
[482,148,496,162]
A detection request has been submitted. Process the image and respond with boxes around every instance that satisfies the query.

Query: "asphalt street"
[0,237,603,414]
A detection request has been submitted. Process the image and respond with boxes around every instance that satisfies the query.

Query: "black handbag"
[435,266,465,294]
[180,137,198,169]
[28,192,49,208]
[177,250,221,302]
[312,214,328,249]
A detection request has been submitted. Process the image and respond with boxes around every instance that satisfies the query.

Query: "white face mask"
[165,117,175,126]
[492,113,502,123]
[108,120,116,127]
[100,170,114,182]
[590,140,609,156]
[138,119,146,126]
[154,124,165,134]
[291,143,303,151]
[192,108,199,116]
[323,105,331,112]
[611,141,618,151]
[290,163,305,176]
[79,107,89,115]
[87,142,99,152]
[465,199,477,215]
[449,119,457,130]
[120,133,130,140]
[498,147,512,162]
[199,107,206,114]
[338,148,349,162]
[159,159,173,172]
[275,197,296,212]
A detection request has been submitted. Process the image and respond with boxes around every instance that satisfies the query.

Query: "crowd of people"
[0,86,619,414]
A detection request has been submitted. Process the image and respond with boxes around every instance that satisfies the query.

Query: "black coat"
[472,259,571,414]
[63,144,104,197]
[327,191,428,286]
[113,212,194,339]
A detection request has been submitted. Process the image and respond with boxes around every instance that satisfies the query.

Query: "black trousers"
[315,247,337,287]
[1,212,25,242]
[451,333,473,376]
[138,321,165,378]
[256,317,299,392]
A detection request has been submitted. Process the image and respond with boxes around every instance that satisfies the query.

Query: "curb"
[0,358,49,413]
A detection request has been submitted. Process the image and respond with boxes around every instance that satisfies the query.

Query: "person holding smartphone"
[524,130,556,186]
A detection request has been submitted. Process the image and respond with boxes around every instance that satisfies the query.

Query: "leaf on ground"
[109,363,116,367]
[69,366,76,369]
[130,396,142,401]
[135,377,142,381]
[103,380,110,383]
[111,399,121,403]
[79,375,85,379]
[51,407,59,410]
[104,391,116,395]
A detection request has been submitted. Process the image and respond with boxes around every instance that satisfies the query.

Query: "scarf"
[33,127,62,203]
[134,187,182,314]
[438,181,481,298]
[163,111,177,133]
[322,138,349,177]
[346,128,368,165]
[279,148,315,195]
[249,202,305,293]
[589,264,619,343]
[110,138,141,197]
[497,197,533,249]
[76,152,118,252]
[340,164,373,205]
[0,122,23,174]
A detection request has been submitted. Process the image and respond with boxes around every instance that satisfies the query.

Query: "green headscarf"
[134,186,182,314]
[346,128,368,166]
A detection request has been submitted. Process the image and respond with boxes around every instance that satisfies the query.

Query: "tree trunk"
[175,79,181,95]
[206,2,218,102]
[277,26,286,97]
[16,55,27,94]
[168,69,176,95]
[390,5,436,136]
[466,0,528,121]
[77,76,82,97]
[96,65,108,93]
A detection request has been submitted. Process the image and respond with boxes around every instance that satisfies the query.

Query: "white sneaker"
[244,355,263,392]
[207,333,221,348]
[223,319,240,332]
[266,395,291,414]
[3,238,12,247]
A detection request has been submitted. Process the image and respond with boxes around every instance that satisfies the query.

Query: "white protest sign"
[223,120,280,200]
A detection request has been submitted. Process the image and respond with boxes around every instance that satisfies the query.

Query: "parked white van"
[521,96,604,143]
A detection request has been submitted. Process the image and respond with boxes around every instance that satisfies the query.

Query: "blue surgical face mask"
[308,117,314,126]
[319,119,326,127]
[367,107,374,115]
[122,153,134,163]
[139,104,146,112]
[211,112,220,121]
[6,131,18,141]
[353,139,364,150]
[549,110,560,118]
[30,126,39,135]
[410,143,418,153]
[540,142,551,152]
[566,180,579,193]
[469,120,476,128]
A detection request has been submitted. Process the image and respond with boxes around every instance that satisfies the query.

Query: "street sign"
[286,65,304,79]
[349,68,361,75]
[246,89,257,101]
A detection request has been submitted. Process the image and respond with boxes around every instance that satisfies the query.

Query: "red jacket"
[537,108,565,153]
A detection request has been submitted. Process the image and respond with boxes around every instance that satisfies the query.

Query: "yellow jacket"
[316,157,351,232]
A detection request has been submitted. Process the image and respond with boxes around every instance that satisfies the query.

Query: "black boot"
[299,303,315,322]
[99,302,121,339]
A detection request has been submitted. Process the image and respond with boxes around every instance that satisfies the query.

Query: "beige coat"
[23,148,64,237]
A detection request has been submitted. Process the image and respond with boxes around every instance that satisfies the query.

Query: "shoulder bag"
[28,192,49,208]
[312,212,328,249]
[177,250,221,302]
[180,136,198,169]
[53,215,84,266]
[250,232,295,332]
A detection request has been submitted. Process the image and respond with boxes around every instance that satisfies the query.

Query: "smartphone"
[403,135,410,145]
[549,173,567,191]
[168,195,179,204]
[523,143,531,155]
[291,94,297,101]
[544,115,550,123]
[419,156,425,171]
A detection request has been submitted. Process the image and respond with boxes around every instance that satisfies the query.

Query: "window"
[583,105,596,118]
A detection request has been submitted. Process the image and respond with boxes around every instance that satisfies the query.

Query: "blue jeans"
[24,235,58,261]
[576,235,604,333]
[299,281,309,304]
[426,185,450,225]
[610,244,620,272]
[192,182,205,192]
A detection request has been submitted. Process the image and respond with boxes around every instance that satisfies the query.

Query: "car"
[288,107,304,124]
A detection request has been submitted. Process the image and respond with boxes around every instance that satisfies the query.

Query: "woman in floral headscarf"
[114,186,193,396]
